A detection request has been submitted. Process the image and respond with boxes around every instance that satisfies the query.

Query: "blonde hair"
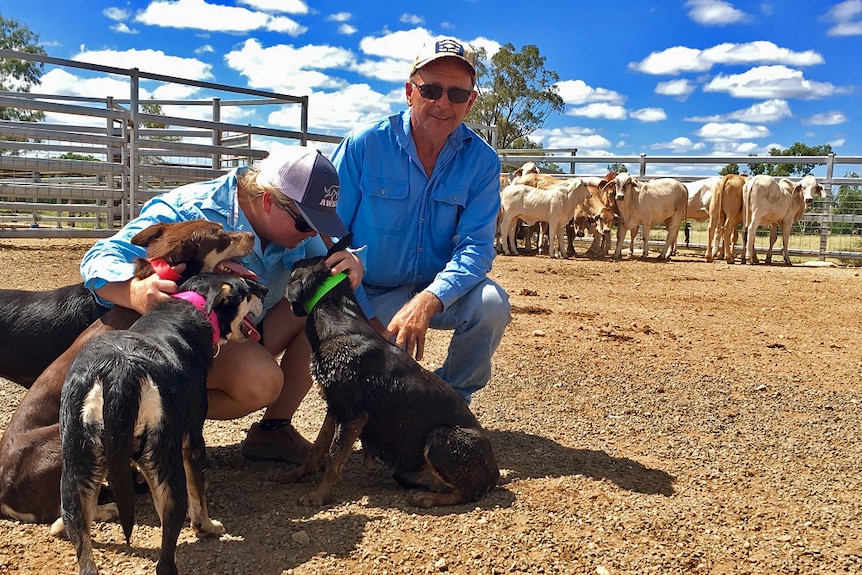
[238,166,295,210]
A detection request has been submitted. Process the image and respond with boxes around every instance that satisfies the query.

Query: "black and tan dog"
[281,236,499,508]
[0,219,255,388]
[0,220,256,526]
[59,273,266,575]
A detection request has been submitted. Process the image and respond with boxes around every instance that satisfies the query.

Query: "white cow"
[742,174,824,265]
[671,176,721,255]
[499,178,590,259]
[610,173,688,260]
[706,173,746,263]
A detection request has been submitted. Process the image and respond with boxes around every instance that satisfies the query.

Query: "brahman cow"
[706,173,746,263]
[742,174,824,265]
[499,178,590,259]
[609,173,688,260]
[670,176,721,255]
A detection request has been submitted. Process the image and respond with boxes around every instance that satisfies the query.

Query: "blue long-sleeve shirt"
[80,167,328,319]
[331,110,501,311]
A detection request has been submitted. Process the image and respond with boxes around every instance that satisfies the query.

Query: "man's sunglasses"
[282,201,314,233]
[411,82,473,104]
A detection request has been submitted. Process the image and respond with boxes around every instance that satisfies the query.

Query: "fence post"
[820,153,835,261]
[300,95,309,146]
[212,98,221,169]
[639,154,647,178]
[129,69,140,219]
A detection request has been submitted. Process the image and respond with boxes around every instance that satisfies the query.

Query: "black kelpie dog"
[58,273,266,575]
[0,220,256,526]
[0,219,255,388]
[281,236,499,507]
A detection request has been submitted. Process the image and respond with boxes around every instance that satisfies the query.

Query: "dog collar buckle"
[172,291,220,345]
[304,272,349,315]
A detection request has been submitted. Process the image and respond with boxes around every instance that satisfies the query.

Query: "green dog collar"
[304,272,349,315]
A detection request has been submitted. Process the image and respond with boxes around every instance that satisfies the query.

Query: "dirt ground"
[1,237,862,575]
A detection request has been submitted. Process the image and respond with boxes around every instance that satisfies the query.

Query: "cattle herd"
[496,162,825,265]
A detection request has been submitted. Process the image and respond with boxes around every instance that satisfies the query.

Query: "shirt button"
[380,189,386,195]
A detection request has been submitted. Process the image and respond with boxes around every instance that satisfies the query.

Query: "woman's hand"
[325,249,364,289]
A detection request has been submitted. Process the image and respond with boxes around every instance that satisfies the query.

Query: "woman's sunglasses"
[282,201,314,233]
[411,82,473,104]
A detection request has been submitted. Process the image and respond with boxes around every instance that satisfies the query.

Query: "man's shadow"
[489,429,675,496]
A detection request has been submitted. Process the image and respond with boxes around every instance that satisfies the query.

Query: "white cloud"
[530,127,613,154]
[135,0,306,35]
[566,103,628,120]
[73,48,214,80]
[224,38,353,94]
[630,41,823,75]
[400,13,424,25]
[821,0,862,36]
[686,0,751,26]
[195,44,215,54]
[327,12,352,23]
[338,24,357,35]
[704,65,840,99]
[687,99,792,123]
[651,137,706,152]
[267,84,393,133]
[828,138,846,147]
[655,79,696,99]
[630,108,667,122]
[556,80,624,106]
[239,0,308,14]
[104,7,130,21]
[695,122,771,141]
[803,111,848,125]
[111,23,138,35]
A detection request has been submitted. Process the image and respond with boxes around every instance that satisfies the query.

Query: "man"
[331,37,511,403]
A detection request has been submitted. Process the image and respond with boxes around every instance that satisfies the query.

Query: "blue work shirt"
[331,110,501,312]
[80,167,329,319]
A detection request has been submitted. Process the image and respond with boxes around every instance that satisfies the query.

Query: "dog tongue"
[242,315,261,342]
[219,260,258,280]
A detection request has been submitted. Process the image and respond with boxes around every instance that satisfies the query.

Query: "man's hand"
[384,291,443,361]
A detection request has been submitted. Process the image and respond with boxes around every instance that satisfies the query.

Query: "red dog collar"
[150,258,182,282]
[172,291,220,345]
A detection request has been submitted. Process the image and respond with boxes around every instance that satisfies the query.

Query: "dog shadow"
[488,429,675,496]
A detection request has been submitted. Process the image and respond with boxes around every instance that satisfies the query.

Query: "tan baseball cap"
[410,37,477,78]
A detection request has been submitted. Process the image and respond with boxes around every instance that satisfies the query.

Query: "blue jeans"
[364,279,511,403]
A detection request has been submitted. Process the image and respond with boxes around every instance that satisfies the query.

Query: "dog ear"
[286,276,309,317]
[326,233,353,257]
[205,282,233,314]
[130,222,170,247]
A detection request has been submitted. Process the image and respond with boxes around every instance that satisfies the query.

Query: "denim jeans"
[364,278,511,403]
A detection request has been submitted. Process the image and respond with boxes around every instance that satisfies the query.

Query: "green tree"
[0,15,46,122]
[719,163,739,176]
[747,142,832,177]
[466,43,564,151]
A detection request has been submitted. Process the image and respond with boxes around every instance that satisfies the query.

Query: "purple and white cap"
[257,147,348,237]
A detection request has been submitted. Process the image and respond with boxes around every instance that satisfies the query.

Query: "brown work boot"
[240,421,312,464]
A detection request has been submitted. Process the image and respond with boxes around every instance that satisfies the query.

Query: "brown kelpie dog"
[281,236,500,507]
[0,220,256,526]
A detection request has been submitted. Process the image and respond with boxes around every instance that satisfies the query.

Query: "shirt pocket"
[430,184,468,236]
[360,174,410,233]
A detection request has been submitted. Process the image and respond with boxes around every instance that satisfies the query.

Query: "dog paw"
[299,491,327,507]
[408,493,437,508]
[193,518,225,536]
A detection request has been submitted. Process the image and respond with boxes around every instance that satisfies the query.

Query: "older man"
[331,37,511,404]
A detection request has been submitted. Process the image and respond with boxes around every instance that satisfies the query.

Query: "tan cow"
[499,178,590,258]
[670,176,721,255]
[742,174,824,265]
[572,184,618,258]
[706,174,746,263]
[609,173,688,260]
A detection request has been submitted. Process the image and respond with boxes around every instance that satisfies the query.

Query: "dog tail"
[102,369,148,544]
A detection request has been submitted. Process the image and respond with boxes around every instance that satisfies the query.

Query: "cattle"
[609,173,688,260]
[499,178,590,259]
[669,177,721,255]
[742,174,824,265]
[510,169,574,256]
[572,183,618,258]
[706,174,746,263]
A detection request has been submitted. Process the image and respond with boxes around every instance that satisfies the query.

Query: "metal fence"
[2,49,862,262]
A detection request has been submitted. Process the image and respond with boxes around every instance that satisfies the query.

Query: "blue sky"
[3,0,862,174]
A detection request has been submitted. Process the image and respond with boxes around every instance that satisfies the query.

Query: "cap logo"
[435,39,465,57]
[320,184,338,208]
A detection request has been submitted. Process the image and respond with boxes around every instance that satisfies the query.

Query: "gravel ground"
[1,238,862,575]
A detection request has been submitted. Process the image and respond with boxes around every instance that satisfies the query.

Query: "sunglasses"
[282,201,314,234]
[411,82,473,104]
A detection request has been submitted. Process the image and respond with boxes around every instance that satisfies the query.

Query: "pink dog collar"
[172,291,220,345]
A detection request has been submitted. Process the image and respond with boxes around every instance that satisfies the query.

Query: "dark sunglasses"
[411,82,473,104]
[282,201,314,233]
